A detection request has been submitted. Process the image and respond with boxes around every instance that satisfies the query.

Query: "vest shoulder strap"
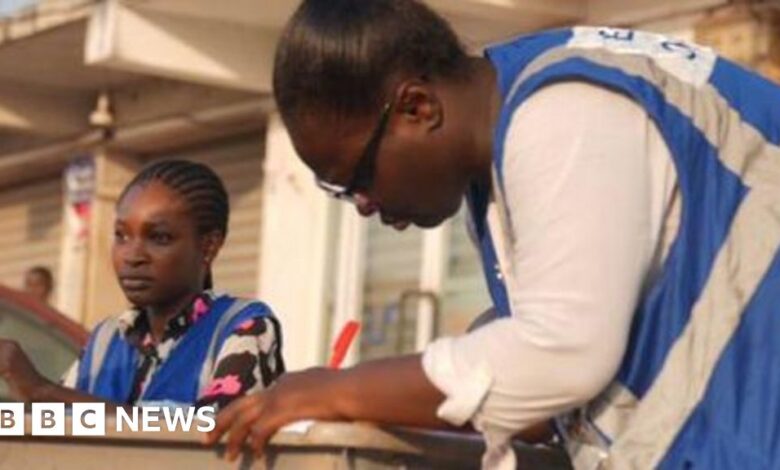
[87,317,120,393]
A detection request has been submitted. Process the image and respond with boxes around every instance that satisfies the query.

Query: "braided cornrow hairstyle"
[118,159,230,289]
[274,0,470,127]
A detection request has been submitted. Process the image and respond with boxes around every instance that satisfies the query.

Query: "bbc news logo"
[0,403,216,436]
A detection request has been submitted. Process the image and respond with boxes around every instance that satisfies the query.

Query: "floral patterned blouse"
[61,291,285,410]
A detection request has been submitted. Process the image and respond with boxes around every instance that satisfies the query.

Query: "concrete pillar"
[257,114,333,371]
[329,206,367,367]
[416,226,449,352]
[57,158,93,320]
[81,149,139,328]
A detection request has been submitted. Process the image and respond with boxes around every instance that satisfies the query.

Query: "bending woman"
[207,1,780,469]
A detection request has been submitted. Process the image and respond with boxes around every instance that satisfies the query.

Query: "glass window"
[359,219,423,361]
[439,208,492,337]
[0,300,79,399]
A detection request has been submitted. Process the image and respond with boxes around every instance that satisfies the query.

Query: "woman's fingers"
[249,421,275,459]
[203,369,341,462]
[0,339,44,400]
[203,394,249,444]
[202,393,270,462]
[223,396,264,461]
[247,406,292,459]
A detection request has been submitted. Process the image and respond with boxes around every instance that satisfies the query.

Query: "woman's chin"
[122,289,154,308]
[412,212,448,228]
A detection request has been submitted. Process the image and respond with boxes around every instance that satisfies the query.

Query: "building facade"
[0,0,776,370]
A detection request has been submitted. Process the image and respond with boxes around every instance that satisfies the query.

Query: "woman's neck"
[465,57,501,189]
[144,291,199,342]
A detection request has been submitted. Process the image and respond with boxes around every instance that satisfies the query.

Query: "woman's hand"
[203,356,449,462]
[203,367,341,461]
[0,339,49,401]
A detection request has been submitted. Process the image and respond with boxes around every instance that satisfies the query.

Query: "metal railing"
[0,415,573,469]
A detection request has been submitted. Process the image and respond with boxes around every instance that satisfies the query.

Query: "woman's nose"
[123,240,148,266]
[354,193,379,217]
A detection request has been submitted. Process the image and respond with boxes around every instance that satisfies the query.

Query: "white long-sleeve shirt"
[422,81,680,468]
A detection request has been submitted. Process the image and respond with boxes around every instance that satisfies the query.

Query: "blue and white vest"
[75,295,272,405]
[472,27,780,469]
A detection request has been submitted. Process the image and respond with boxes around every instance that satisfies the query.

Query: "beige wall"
[0,177,63,296]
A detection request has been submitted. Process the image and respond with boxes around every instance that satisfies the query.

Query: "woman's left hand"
[0,339,48,401]
[203,367,340,462]
[203,355,450,462]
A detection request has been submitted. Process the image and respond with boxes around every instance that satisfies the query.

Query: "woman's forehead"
[117,181,190,219]
[290,116,367,178]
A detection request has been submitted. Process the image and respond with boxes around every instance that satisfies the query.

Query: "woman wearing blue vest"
[205,1,780,469]
[0,160,284,411]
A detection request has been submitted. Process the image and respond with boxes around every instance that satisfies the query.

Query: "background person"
[23,266,53,305]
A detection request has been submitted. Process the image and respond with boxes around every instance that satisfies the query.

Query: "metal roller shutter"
[153,134,265,298]
[0,177,63,295]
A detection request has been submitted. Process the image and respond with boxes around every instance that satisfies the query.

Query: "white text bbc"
[0,403,216,436]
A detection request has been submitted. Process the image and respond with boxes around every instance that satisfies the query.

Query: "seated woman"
[0,160,284,410]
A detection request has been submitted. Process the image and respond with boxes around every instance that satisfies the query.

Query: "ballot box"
[0,415,572,469]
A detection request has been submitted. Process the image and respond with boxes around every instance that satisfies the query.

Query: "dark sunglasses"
[316,101,393,203]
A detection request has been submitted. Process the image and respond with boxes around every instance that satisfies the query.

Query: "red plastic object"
[328,320,361,369]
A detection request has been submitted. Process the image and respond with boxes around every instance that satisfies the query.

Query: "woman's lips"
[119,277,153,291]
[380,215,410,230]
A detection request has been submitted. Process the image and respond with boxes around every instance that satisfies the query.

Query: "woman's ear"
[395,79,443,131]
[201,231,225,267]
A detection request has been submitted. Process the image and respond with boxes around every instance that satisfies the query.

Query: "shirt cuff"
[422,336,494,427]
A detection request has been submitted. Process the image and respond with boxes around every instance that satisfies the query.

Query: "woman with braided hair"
[0,160,285,410]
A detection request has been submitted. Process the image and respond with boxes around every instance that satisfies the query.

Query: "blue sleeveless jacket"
[474,27,780,469]
[75,295,272,405]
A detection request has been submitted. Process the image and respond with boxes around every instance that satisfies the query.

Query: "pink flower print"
[201,375,242,397]
[236,319,256,332]
[190,297,210,323]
